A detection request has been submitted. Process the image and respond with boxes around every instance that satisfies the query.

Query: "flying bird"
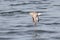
[29,11,41,25]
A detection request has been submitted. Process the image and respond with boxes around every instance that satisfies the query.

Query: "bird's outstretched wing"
[29,13,33,16]
[38,13,42,16]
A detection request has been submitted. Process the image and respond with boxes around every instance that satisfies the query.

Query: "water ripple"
[52,37,60,39]
[0,38,11,40]
[41,23,60,25]
[26,30,56,34]
[4,0,16,2]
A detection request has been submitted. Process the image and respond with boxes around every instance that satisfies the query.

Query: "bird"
[29,11,41,25]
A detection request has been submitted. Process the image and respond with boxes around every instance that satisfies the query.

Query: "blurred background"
[0,0,60,40]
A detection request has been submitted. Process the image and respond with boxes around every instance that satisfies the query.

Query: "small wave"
[29,1,41,4]
[42,23,60,25]
[10,3,30,6]
[10,2,42,6]
[10,3,41,6]
[36,7,47,9]
[26,30,56,35]
[51,37,60,39]
[14,25,23,27]
[0,10,22,14]
[35,38,48,40]
[35,30,56,33]
[14,24,33,27]
[7,31,18,34]
[4,0,16,2]
[10,1,50,6]
[6,30,27,35]
[43,17,60,18]
[8,29,19,30]
[0,38,12,40]
[0,10,45,16]
[0,10,29,16]
[25,25,33,27]
[0,10,29,14]
[53,5,60,6]
[29,0,50,4]
[42,0,48,1]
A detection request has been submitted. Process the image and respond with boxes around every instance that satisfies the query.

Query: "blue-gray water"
[0,0,60,40]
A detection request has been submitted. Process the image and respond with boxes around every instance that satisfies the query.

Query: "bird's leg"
[32,17,35,22]
[38,17,39,22]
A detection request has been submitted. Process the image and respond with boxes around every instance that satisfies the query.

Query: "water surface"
[0,0,60,40]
